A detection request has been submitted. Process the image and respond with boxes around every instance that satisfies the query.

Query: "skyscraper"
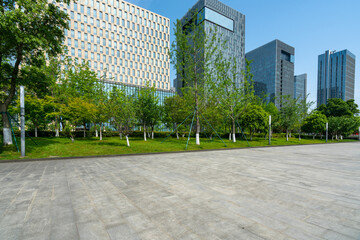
[56,0,174,103]
[294,74,307,102]
[317,50,356,106]
[175,0,245,93]
[245,39,295,108]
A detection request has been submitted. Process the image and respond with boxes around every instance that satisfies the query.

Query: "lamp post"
[20,86,25,157]
[269,115,271,145]
[326,122,328,143]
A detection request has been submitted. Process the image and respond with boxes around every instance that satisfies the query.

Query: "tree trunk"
[176,129,179,139]
[35,126,38,138]
[250,131,253,141]
[100,125,103,141]
[120,132,122,139]
[286,129,289,141]
[83,124,86,138]
[289,131,292,138]
[229,132,232,141]
[71,136,74,143]
[1,111,13,145]
[195,91,200,146]
[210,134,213,140]
[232,120,236,143]
[151,126,154,139]
[95,128,98,137]
[313,134,315,140]
[126,135,130,147]
[144,124,147,141]
[298,130,301,140]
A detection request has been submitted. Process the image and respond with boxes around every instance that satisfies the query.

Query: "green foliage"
[62,97,97,129]
[346,99,359,116]
[107,88,136,136]
[240,104,269,139]
[170,12,220,142]
[1,0,70,143]
[328,116,360,139]
[317,98,356,117]
[264,102,280,130]
[134,86,159,137]
[302,112,327,137]
[163,94,191,130]
[279,96,298,134]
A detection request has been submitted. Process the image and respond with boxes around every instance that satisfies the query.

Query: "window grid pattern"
[59,0,171,90]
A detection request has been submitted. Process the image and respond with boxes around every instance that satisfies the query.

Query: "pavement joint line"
[0,141,359,164]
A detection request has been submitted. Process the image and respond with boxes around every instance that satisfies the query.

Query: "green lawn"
[0,135,356,161]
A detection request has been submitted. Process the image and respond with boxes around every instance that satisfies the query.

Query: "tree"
[328,116,360,140]
[318,98,353,117]
[302,112,327,139]
[170,12,218,145]
[1,0,70,145]
[148,96,162,139]
[279,96,298,141]
[346,99,359,116]
[294,95,313,140]
[210,57,255,142]
[107,87,136,146]
[22,94,46,137]
[264,102,280,133]
[92,80,109,141]
[134,86,158,141]
[240,104,269,140]
[163,94,192,139]
[202,98,224,140]
[61,97,96,142]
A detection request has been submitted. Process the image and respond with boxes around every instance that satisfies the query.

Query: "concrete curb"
[1,141,359,164]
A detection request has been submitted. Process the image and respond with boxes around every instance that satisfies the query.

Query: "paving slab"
[1,142,360,239]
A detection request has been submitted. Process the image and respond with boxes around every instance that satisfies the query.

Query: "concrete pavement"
[1,142,360,239]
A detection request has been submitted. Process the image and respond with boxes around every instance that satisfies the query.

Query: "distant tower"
[246,39,295,108]
[175,0,245,94]
[294,74,307,102]
[317,50,356,107]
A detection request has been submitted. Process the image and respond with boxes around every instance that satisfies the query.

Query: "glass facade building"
[317,50,356,107]
[56,0,171,91]
[245,39,295,108]
[102,80,175,105]
[294,74,307,102]
[175,0,245,93]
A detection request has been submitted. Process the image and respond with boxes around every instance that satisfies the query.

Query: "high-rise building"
[317,50,356,106]
[175,0,245,93]
[245,39,295,108]
[56,0,174,103]
[294,74,307,102]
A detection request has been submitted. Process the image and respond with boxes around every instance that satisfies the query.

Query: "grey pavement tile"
[77,221,111,240]
[0,143,360,239]
[106,223,141,240]
[49,223,79,240]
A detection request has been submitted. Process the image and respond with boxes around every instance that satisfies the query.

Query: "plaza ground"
[0,142,360,239]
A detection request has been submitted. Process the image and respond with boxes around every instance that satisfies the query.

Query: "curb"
[1,141,359,164]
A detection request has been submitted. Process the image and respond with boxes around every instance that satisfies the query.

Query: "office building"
[56,0,174,103]
[317,50,356,106]
[294,74,307,102]
[175,0,245,93]
[245,39,295,108]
